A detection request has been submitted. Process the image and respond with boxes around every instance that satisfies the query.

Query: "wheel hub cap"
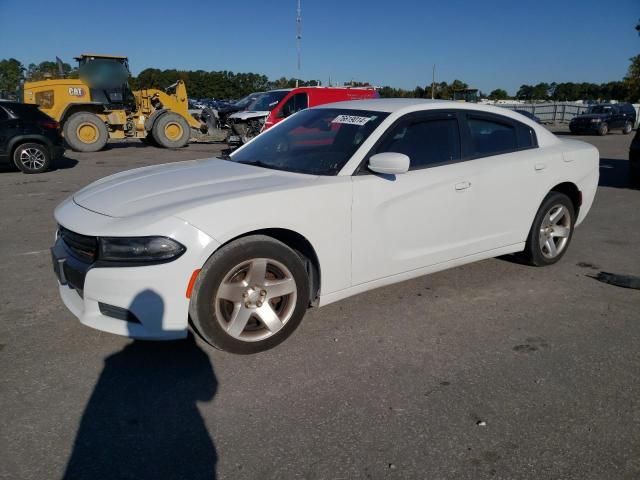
[214,258,297,342]
[539,204,571,259]
[77,123,98,143]
[19,148,45,169]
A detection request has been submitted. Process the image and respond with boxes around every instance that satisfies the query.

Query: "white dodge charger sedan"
[52,99,599,353]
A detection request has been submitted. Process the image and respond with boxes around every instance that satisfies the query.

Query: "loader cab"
[75,54,133,109]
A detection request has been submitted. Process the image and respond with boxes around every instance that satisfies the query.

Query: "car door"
[456,112,548,251]
[351,110,476,285]
[609,105,622,129]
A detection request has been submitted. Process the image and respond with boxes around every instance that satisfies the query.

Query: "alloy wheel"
[19,147,46,170]
[539,204,571,259]
[214,258,297,342]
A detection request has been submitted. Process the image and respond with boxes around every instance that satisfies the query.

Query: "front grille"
[58,226,98,263]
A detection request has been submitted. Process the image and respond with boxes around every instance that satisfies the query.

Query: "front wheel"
[597,123,609,136]
[190,235,310,354]
[522,192,575,266]
[152,113,191,148]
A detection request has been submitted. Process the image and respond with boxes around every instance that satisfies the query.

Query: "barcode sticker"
[331,114,373,126]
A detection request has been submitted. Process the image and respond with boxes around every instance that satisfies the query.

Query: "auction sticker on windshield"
[332,114,375,126]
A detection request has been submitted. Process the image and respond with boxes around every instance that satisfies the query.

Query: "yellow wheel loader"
[22,54,215,152]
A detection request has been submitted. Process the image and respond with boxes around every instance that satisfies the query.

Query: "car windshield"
[228,108,389,176]
[234,92,262,109]
[248,91,289,111]
[587,105,613,114]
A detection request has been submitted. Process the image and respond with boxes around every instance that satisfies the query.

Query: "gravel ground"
[1,128,639,480]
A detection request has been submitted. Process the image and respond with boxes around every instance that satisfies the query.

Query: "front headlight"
[99,236,186,263]
[591,118,602,123]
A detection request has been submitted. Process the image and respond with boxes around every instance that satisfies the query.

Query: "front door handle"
[535,163,547,171]
[455,181,472,190]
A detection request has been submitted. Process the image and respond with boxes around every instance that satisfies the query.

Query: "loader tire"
[64,112,109,152]
[152,113,190,148]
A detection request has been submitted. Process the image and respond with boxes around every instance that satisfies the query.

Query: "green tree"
[26,60,76,80]
[488,88,508,100]
[624,54,640,102]
[0,58,24,98]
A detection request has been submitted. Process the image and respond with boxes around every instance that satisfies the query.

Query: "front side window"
[467,117,518,156]
[229,108,388,175]
[376,115,461,169]
[280,93,309,118]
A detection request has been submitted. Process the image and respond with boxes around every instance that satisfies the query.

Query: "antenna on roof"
[296,0,302,88]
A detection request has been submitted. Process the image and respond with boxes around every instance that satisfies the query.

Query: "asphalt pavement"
[1,129,639,480]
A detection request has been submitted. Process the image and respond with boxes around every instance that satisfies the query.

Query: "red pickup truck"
[227,86,379,144]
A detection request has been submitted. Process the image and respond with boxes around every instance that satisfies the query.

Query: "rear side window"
[377,115,461,169]
[468,118,517,156]
[4,103,52,121]
[466,114,537,157]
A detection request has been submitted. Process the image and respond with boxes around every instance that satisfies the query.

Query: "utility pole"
[296,0,302,88]
[431,64,436,99]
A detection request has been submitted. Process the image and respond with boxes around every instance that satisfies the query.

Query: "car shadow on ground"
[63,291,218,480]
[0,155,78,173]
[599,158,638,190]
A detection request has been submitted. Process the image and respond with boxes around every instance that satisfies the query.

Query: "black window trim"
[354,108,540,176]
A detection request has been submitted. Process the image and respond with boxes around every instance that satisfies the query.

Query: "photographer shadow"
[64,290,218,479]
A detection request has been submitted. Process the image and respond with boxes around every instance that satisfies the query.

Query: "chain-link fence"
[496,102,640,127]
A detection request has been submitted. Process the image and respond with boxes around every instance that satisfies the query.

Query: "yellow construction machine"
[22,54,207,152]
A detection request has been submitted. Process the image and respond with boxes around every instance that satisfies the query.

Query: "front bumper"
[569,122,600,134]
[52,199,220,340]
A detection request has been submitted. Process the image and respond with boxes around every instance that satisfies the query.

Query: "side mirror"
[368,152,410,175]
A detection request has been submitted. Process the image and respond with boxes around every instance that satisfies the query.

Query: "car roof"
[316,98,560,145]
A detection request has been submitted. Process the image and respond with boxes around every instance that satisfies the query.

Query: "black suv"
[569,103,636,136]
[630,127,640,184]
[0,101,64,173]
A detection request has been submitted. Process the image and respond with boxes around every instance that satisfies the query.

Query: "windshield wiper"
[217,153,231,160]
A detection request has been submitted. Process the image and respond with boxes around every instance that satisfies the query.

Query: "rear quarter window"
[4,103,53,121]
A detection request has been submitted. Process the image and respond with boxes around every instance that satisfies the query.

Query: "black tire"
[152,113,190,148]
[190,235,310,354]
[597,123,608,136]
[522,192,575,266]
[622,122,633,135]
[13,143,51,174]
[63,112,108,152]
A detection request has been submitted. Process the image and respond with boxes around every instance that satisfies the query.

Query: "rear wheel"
[63,112,108,152]
[522,192,575,266]
[13,143,51,173]
[622,122,633,135]
[597,123,609,136]
[152,113,190,148]
[190,235,310,354]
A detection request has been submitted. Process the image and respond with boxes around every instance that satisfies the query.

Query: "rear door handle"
[455,181,472,190]
[535,163,547,171]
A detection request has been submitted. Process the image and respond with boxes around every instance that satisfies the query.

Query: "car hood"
[229,110,270,121]
[73,158,316,218]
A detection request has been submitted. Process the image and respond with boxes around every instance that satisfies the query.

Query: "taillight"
[38,119,59,130]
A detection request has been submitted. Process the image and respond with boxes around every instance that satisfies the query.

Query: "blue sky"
[0,0,638,95]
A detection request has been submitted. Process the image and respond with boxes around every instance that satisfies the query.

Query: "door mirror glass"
[368,152,410,175]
